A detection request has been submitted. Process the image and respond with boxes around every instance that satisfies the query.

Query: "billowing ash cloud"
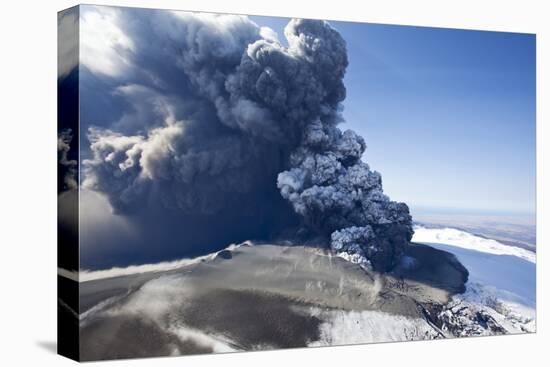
[78,6,412,271]
[82,9,288,215]
[58,129,78,191]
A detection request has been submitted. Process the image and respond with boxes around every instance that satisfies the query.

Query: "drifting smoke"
[78,7,412,271]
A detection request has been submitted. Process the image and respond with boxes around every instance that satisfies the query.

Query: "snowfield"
[309,308,440,346]
[413,225,536,334]
[413,226,535,263]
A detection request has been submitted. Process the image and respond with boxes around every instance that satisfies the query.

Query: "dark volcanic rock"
[392,242,469,295]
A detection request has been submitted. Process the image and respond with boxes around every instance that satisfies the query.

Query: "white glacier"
[412,226,535,263]
[412,225,536,334]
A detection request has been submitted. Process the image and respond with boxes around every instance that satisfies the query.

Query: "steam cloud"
[77,7,412,271]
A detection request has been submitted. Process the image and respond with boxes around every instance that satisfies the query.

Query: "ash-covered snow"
[74,242,252,282]
[74,225,535,356]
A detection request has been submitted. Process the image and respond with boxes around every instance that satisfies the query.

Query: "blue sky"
[252,16,536,215]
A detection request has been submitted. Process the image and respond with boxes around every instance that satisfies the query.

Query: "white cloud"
[80,6,135,77]
[58,8,79,78]
[260,26,280,43]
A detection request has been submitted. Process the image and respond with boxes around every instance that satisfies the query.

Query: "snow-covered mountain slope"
[412,225,536,334]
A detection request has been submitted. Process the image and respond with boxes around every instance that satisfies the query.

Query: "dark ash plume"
[80,8,412,271]
[225,18,414,271]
